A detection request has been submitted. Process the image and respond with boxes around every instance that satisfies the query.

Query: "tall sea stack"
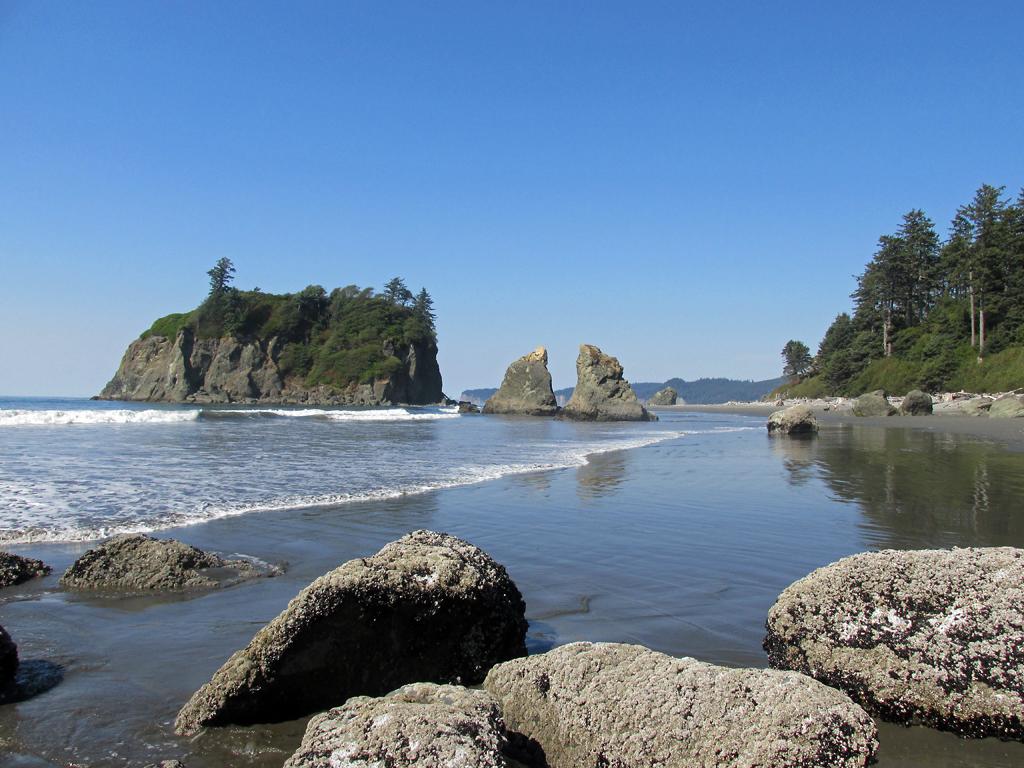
[562,344,654,422]
[482,347,558,416]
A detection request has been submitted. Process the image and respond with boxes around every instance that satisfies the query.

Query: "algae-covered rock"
[767,404,818,435]
[0,553,52,589]
[899,389,933,416]
[60,534,270,592]
[483,347,558,416]
[175,530,527,734]
[484,641,877,768]
[765,547,1024,739]
[562,345,653,422]
[852,390,896,417]
[284,683,509,768]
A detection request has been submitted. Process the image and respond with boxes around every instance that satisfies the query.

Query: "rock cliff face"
[563,344,653,422]
[98,329,443,406]
[482,347,558,416]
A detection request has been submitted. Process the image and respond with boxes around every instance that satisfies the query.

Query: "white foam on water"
[0,406,461,426]
[0,426,757,544]
[0,409,200,426]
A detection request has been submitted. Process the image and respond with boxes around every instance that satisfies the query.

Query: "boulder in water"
[483,347,558,416]
[284,683,509,768]
[60,534,273,592]
[0,625,16,687]
[175,530,527,734]
[767,404,818,435]
[0,553,52,589]
[765,547,1024,739]
[484,641,878,768]
[562,345,654,422]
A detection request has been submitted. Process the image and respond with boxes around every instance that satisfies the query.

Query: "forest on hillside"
[784,184,1024,396]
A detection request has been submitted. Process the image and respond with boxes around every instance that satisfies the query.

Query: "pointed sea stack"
[482,347,558,416]
[562,344,654,422]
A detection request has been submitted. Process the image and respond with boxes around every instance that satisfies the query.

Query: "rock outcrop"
[484,642,877,768]
[989,394,1024,418]
[767,404,818,435]
[0,625,16,686]
[483,347,558,416]
[0,553,52,589]
[851,390,896,417]
[175,530,527,734]
[647,386,678,406]
[284,683,509,768]
[562,345,654,422]
[60,534,273,592]
[899,389,933,415]
[765,547,1024,739]
[98,329,443,406]
[945,396,994,416]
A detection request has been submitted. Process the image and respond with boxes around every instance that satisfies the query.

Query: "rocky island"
[98,263,443,406]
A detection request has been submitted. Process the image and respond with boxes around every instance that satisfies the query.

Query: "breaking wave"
[0,406,460,427]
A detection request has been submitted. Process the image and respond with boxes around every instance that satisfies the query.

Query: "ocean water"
[2,399,1024,767]
[0,397,706,544]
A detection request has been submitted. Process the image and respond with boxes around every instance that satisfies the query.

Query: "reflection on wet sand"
[576,450,629,501]
[773,425,1024,549]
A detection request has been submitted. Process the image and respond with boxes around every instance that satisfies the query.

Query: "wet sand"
[3,410,1024,766]
[666,403,1024,451]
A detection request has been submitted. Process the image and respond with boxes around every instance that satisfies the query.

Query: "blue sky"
[1,2,1022,397]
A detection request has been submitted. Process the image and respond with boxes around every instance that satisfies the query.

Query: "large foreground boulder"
[767,404,818,435]
[284,683,509,768]
[484,642,877,768]
[899,389,933,416]
[60,534,270,592]
[852,390,896,417]
[765,547,1024,739]
[175,530,527,734]
[0,625,16,686]
[647,386,678,406]
[483,347,558,416]
[989,394,1024,418]
[0,553,52,589]
[562,345,654,422]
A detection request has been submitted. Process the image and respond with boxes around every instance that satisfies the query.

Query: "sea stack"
[562,344,654,421]
[482,347,558,416]
[648,386,678,406]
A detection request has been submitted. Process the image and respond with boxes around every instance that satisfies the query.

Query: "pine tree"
[383,277,413,306]
[782,340,812,378]
[207,257,235,297]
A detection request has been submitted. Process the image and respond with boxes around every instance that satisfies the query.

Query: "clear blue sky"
[1,1,1022,397]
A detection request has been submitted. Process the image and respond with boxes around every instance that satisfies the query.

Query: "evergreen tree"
[207,257,235,297]
[383,277,413,306]
[782,340,812,378]
[413,288,436,331]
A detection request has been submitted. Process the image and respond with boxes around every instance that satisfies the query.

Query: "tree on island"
[207,257,236,297]
[383,276,414,306]
[782,340,812,379]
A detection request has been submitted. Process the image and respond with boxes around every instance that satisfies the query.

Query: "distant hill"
[461,376,785,406]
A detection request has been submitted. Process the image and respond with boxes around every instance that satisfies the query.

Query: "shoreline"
[660,403,1024,452]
